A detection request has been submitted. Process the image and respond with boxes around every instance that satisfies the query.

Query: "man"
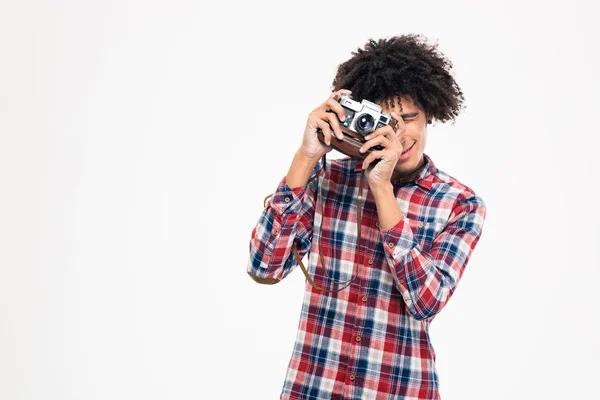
[247,34,487,400]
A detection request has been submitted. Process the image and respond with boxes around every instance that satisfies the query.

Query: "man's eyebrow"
[400,112,419,118]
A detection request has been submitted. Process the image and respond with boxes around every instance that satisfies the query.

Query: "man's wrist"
[296,149,322,165]
[371,182,403,230]
[370,182,394,197]
[286,150,320,189]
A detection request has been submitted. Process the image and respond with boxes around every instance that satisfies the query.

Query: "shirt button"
[272,231,279,236]
[388,242,394,248]
[418,222,424,228]
[349,374,355,381]
[284,197,290,203]
[355,335,361,342]
[367,259,373,265]
[362,295,367,302]
[399,278,405,284]
[375,222,380,228]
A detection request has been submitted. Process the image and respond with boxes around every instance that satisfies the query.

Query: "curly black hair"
[331,34,464,125]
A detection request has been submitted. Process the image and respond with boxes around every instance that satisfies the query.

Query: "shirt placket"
[342,188,379,395]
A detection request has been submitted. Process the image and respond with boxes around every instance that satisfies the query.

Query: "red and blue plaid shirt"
[248,153,487,400]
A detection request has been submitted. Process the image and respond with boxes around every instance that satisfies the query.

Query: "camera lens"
[355,114,375,135]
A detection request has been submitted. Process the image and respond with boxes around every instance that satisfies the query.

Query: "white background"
[1,1,599,399]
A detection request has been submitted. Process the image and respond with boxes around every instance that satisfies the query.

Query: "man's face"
[378,95,428,177]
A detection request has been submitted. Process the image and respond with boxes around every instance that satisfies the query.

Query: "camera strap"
[262,153,364,293]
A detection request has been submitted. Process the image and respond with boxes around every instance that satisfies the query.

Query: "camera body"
[317,93,398,165]
[336,93,394,137]
[315,93,398,163]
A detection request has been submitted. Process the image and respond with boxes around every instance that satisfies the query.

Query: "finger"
[333,88,352,98]
[359,135,390,154]
[362,150,385,169]
[322,111,344,140]
[314,117,333,146]
[325,98,347,122]
[323,88,352,106]
[390,112,406,135]
[322,89,351,117]
[364,125,396,142]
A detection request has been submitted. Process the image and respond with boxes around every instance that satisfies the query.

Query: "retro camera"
[336,93,395,138]
[315,93,398,162]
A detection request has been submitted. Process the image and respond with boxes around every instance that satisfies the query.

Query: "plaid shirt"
[247,153,487,400]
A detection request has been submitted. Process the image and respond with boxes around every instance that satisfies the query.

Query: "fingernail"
[364,135,370,140]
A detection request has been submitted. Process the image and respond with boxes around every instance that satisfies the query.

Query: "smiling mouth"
[402,143,415,154]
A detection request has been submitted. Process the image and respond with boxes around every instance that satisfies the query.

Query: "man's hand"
[299,89,353,161]
[359,111,405,190]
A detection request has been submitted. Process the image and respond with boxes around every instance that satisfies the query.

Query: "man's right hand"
[299,89,352,161]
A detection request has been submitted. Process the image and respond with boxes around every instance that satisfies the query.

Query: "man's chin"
[392,153,424,178]
[393,162,412,173]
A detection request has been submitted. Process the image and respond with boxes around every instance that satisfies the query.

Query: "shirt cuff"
[268,176,309,215]
[380,217,419,261]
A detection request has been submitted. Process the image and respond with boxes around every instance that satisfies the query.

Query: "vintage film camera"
[316,93,398,163]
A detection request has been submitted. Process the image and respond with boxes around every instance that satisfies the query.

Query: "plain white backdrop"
[1,0,599,399]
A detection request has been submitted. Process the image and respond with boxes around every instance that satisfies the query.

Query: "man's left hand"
[359,111,405,189]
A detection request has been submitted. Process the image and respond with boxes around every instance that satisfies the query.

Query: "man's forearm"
[371,183,403,230]
[286,150,320,189]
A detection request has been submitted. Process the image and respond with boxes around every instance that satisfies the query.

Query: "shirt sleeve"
[379,194,487,320]
[247,159,322,285]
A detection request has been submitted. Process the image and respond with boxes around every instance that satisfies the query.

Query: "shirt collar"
[353,153,438,191]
